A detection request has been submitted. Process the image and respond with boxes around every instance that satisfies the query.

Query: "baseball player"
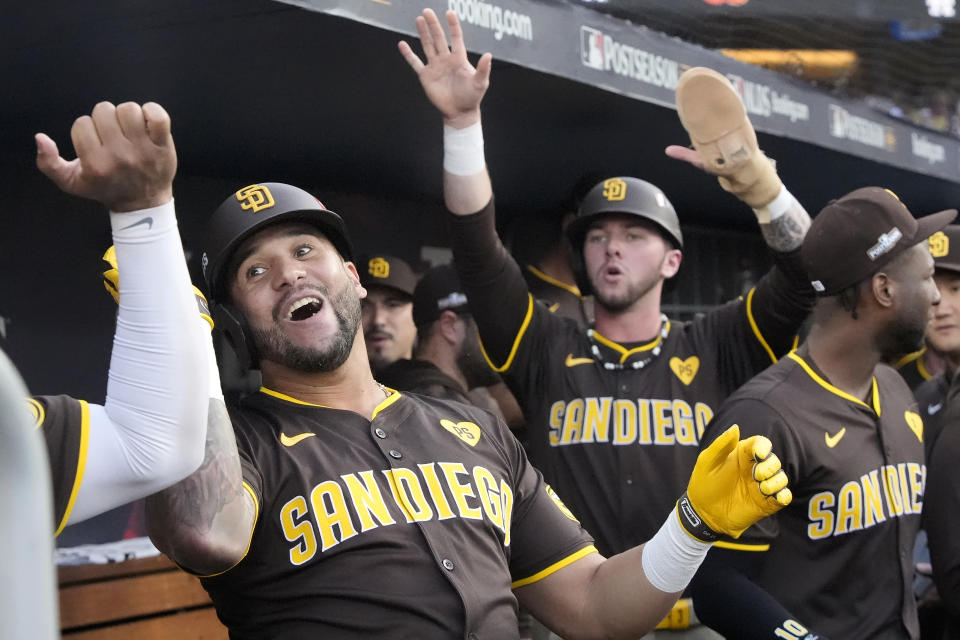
[358,253,419,375]
[691,188,955,639]
[400,11,814,635]
[379,263,500,406]
[909,224,960,637]
[28,101,210,534]
[925,369,960,639]
[125,168,794,638]
[909,225,960,446]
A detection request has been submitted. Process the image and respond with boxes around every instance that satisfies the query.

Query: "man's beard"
[879,313,929,363]
[250,281,361,373]
[592,272,663,313]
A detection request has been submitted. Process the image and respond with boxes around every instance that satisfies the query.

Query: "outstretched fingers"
[665,144,706,171]
[398,40,425,72]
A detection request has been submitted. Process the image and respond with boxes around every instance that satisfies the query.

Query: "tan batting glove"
[102,245,213,330]
[678,424,792,542]
[675,67,783,212]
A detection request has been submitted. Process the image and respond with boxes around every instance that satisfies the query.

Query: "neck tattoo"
[587,314,669,371]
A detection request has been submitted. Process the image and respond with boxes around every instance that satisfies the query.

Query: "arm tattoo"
[145,399,250,563]
[760,204,811,252]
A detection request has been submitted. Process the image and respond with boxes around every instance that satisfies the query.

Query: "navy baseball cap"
[802,187,956,296]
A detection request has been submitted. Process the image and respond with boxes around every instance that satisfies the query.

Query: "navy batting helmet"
[202,182,353,301]
[565,177,683,295]
[201,182,354,371]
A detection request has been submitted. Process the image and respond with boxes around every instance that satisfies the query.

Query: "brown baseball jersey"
[448,200,812,557]
[27,395,88,536]
[925,372,960,639]
[704,347,924,640]
[198,388,595,639]
[524,264,592,328]
[913,372,950,460]
[896,350,936,392]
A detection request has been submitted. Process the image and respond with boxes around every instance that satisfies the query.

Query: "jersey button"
[442,558,455,571]
[374,428,387,439]
[389,449,403,459]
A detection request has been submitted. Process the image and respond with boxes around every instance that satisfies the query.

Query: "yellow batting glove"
[101,245,214,330]
[102,245,120,303]
[678,424,792,542]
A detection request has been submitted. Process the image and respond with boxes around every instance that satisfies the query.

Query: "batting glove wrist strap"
[676,492,720,543]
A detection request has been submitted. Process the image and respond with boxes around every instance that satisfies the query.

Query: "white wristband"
[443,122,486,176]
[752,185,794,223]
[641,507,713,594]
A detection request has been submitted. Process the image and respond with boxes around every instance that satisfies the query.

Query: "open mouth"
[287,297,323,321]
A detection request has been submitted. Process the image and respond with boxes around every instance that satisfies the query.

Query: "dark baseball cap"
[358,254,417,297]
[413,264,470,327]
[929,225,960,274]
[801,187,956,296]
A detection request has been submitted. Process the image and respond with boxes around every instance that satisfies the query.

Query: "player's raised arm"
[515,425,791,638]
[399,8,492,215]
[34,102,208,527]
[666,67,810,252]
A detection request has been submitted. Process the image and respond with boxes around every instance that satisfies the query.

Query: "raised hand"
[398,8,492,129]
[36,101,177,212]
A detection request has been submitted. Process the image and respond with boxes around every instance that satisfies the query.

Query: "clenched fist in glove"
[678,424,791,542]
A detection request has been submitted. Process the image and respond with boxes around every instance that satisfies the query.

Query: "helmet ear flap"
[211,302,258,374]
[566,239,593,296]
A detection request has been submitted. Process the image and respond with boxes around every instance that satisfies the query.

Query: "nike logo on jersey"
[280,432,317,447]
[927,402,943,415]
[119,216,154,231]
[565,354,594,367]
[824,427,846,448]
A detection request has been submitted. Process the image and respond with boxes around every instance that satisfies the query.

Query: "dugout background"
[3,0,960,543]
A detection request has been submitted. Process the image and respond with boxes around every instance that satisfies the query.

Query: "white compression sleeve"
[69,200,208,524]
[641,507,713,594]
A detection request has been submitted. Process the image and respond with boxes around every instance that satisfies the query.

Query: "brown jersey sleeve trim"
[194,481,261,578]
[510,544,598,589]
[713,540,770,552]
[526,265,582,298]
[745,287,780,364]
[55,399,90,537]
[479,293,535,373]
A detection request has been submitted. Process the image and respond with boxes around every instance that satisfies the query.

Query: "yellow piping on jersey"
[592,324,669,365]
[511,544,597,589]
[893,348,925,370]
[372,387,401,419]
[526,264,582,298]
[56,400,90,537]
[196,481,260,578]
[745,287,778,364]
[260,387,329,407]
[714,540,770,552]
[788,352,881,414]
[916,356,933,381]
[480,293,535,373]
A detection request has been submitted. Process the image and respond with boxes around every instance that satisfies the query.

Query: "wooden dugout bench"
[58,554,227,639]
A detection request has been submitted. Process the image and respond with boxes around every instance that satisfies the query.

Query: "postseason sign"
[282,0,960,183]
